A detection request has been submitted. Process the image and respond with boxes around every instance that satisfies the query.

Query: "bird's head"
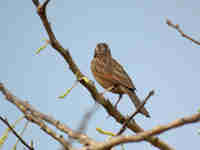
[94,43,111,57]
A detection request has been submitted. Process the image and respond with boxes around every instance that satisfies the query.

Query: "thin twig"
[117,90,154,135]
[0,116,34,150]
[32,0,39,6]
[13,121,29,150]
[166,19,200,45]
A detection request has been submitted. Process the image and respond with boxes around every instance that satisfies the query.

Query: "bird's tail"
[127,90,150,118]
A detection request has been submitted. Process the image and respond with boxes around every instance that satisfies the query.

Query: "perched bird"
[90,43,150,118]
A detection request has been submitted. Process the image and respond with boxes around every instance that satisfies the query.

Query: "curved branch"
[30,0,174,150]
[98,112,200,149]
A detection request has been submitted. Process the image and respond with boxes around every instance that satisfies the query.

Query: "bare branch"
[0,116,34,150]
[30,1,174,150]
[98,112,200,150]
[0,82,88,150]
[167,19,200,45]
[117,90,154,135]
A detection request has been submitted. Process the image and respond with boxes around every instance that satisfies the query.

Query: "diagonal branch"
[117,90,154,135]
[0,116,34,150]
[166,19,200,45]
[97,112,200,150]
[0,83,94,150]
[30,1,174,150]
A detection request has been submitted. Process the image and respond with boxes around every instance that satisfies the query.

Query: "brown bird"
[90,43,150,118]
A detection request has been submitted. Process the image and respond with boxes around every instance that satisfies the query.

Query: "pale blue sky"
[1,0,200,150]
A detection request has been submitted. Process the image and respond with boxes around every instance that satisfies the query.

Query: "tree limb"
[30,0,174,150]
[97,112,200,150]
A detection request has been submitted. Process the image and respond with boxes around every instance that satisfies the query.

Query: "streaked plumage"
[91,43,150,118]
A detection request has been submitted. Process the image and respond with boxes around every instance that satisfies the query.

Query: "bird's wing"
[110,58,136,90]
[91,56,135,90]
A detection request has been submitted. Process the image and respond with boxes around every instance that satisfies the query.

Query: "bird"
[90,42,150,118]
